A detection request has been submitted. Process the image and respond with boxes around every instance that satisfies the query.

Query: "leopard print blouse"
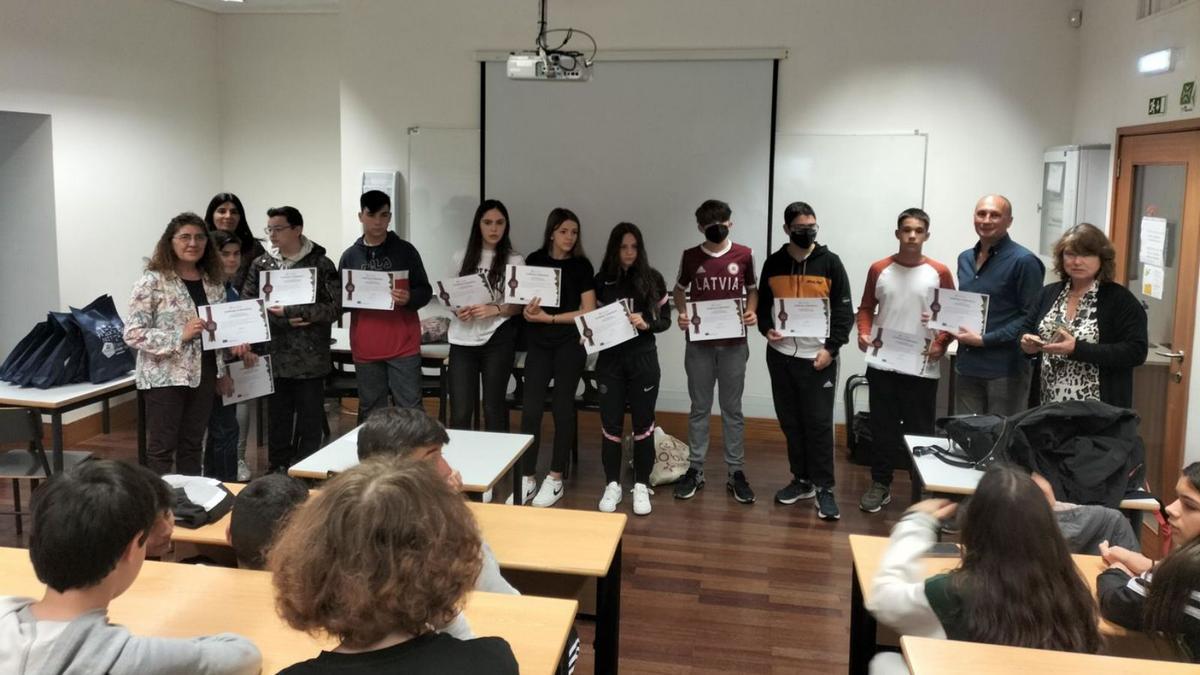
[1038,281,1101,403]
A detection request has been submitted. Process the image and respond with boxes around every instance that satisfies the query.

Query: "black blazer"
[1022,280,1148,408]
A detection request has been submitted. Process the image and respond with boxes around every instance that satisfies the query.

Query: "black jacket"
[593,267,671,357]
[755,244,854,356]
[1022,280,1147,408]
[998,400,1145,508]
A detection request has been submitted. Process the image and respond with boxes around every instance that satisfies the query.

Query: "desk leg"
[137,391,148,467]
[848,560,876,675]
[946,356,957,417]
[909,464,924,507]
[595,539,621,675]
[102,398,111,434]
[51,412,64,474]
[1124,509,1143,540]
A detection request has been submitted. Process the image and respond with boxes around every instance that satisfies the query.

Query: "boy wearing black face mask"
[672,199,759,504]
[755,201,853,521]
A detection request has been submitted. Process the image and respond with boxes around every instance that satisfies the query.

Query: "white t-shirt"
[447,248,524,347]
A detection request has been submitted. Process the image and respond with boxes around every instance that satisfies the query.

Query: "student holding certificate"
[124,213,234,475]
[447,201,524,442]
[755,201,853,520]
[518,208,597,508]
[593,223,672,516]
[338,190,433,421]
[673,199,759,505]
[854,208,955,515]
[242,206,341,472]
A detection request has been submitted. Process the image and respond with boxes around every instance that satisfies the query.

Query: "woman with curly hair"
[269,458,517,674]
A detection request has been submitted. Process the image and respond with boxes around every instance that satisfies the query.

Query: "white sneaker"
[598,482,622,512]
[531,477,565,508]
[236,460,251,482]
[632,483,653,516]
[505,476,537,505]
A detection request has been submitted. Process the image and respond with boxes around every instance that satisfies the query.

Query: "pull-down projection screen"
[483,58,776,417]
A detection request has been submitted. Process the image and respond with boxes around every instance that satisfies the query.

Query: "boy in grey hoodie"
[0,460,261,675]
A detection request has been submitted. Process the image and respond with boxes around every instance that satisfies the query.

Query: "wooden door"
[1111,121,1200,504]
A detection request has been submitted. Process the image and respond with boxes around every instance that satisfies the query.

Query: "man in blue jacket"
[953,194,1044,416]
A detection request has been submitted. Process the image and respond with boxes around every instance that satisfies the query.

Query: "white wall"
[0,0,222,313]
[1072,0,1200,465]
[0,113,58,356]
[217,13,343,254]
[337,0,1083,415]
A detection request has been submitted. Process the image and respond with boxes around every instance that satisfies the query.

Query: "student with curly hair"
[269,458,517,674]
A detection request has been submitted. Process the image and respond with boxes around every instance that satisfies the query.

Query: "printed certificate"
[575,302,638,355]
[927,288,989,335]
[436,273,495,309]
[504,264,562,307]
[258,268,317,307]
[687,298,746,342]
[774,297,830,338]
[864,326,930,377]
[342,269,395,310]
[198,299,271,351]
[222,355,275,406]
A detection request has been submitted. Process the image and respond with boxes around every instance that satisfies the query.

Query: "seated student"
[867,463,1100,675]
[0,460,261,675]
[1098,461,1200,662]
[228,473,310,570]
[142,467,176,559]
[357,407,518,599]
[270,458,518,674]
[1030,471,1140,555]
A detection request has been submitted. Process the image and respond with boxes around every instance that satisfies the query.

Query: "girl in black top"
[204,192,265,293]
[1099,461,1200,662]
[594,223,671,516]
[519,208,597,507]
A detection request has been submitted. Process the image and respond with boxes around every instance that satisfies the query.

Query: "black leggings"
[519,338,586,476]
[448,320,517,432]
[598,349,660,485]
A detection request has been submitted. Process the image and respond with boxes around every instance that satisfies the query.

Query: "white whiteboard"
[408,127,480,319]
[772,133,928,422]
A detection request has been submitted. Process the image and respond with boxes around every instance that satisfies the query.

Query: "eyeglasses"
[264,225,296,235]
[173,234,208,243]
[1062,251,1098,260]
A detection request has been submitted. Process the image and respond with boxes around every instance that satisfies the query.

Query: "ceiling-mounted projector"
[507,0,596,82]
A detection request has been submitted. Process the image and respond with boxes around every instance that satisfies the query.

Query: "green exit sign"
[1148,95,1167,115]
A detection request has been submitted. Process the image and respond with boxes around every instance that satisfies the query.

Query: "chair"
[0,407,92,534]
[421,354,449,424]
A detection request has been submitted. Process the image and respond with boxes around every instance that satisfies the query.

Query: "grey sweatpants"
[955,364,1032,417]
[684,340,748,473]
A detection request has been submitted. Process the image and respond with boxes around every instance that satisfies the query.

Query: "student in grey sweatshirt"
[0,460,261,675]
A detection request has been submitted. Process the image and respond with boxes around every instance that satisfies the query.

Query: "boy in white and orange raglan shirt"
[855,207,955,514]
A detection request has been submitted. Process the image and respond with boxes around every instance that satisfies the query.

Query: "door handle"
[1155,349,1186,361]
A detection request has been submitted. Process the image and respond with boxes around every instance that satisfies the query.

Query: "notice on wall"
[1045,163,1064,194]
[1142,264,1164,300]
[1139,217,1168,267]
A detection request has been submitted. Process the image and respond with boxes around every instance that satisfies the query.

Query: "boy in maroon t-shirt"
[671,199,759,504]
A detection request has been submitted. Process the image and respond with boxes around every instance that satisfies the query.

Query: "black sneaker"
[727,471,756,504]
[815,488,841,520]
[774,478,816,505]
[673,468,705,499]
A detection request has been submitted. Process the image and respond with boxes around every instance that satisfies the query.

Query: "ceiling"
[168,0,339,14]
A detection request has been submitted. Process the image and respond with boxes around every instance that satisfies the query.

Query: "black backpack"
[931,414,1008,468]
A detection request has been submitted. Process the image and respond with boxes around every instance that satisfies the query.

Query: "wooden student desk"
[0,546,576,675]
[847,534,1159,675]
[172,486,628,675]
[900,636,1194,675]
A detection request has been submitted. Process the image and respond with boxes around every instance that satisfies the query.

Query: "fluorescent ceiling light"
[1138,49,1174,75]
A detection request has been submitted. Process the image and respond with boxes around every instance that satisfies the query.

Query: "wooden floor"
[0,404,911,674]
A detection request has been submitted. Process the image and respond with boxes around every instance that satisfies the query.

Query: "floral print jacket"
[124,270,228,389]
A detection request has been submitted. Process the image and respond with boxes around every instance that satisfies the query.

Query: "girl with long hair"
[518,208,597,507]
[867,463,1101,674]
[447,201,524,441]
[204,192,264,294]
[124,213,234,475]
[1099,462,1200,661]
[594,223,671,516]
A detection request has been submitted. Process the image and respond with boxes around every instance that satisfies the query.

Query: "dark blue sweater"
[955,234,1045,379]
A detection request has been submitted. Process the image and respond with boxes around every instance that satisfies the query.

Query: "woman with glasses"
[1019,223,1148,407]
[124,212,234,475]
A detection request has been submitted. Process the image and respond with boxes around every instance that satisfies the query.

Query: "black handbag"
[72,294,135,384]
[0,320,52,381]
[9,313,68,387]
[28,312,88,389]
[931,414,1008,468]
